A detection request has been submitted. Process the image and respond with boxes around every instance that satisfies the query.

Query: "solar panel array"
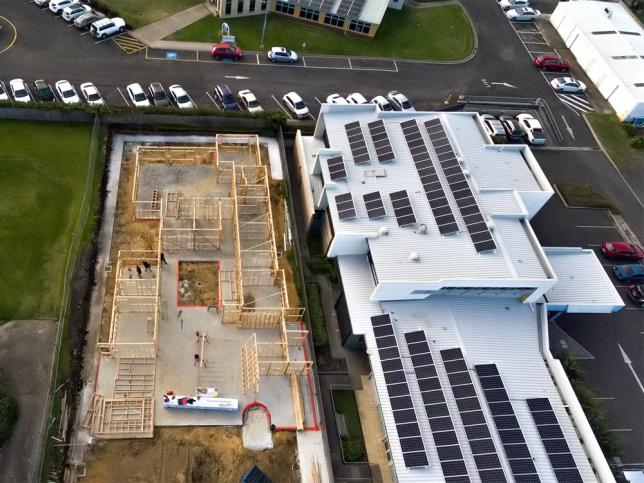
[389,190,416,227]
[327,155,347,181]
[403,331,470,482]
[440,349,507,483]
[363,191,386,219]
[367,120,395,163]
[527,398,583,483]
[475,365,541,483]
[345,121,371,165]
[424,118,497,253]
[335,193,356,221]
[336,0,365,18]
[371,315,429,468]
[297,0,334,12]
[400,120,459,235]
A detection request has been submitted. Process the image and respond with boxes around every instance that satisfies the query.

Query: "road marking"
[224,75,250,80]
[347,58,352,69]
[626,307,644,311]
[302,57,307,67]
[0,16,18,55]
[271,94,293,119]
[314,97,323,105]
[256,53,259,64]
[205,91,219,108]
[94,32,126,45]
[559,94,593,110]
[561,115,574,139]
[116,87,129,106]
[523,41,549,45]
[587,244,602,247]
[490,82,517,88]
[593,397,616,400]
[618,344,644,394]
[534,146,600,151]
[80,31,91,36]
[608,428,632,432]
[557,94,593,115]
[575,225,616,229]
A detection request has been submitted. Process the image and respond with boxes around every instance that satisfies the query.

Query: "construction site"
[76,134,324,481]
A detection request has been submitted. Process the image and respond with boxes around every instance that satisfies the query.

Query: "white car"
[62,3,90,21]
[267,47,298,63]
[80,82,104,105]
[387,90,415,111]
[499,0,528,11]
[49,0,77,14]
[126,83,150,107]
[283,92,309,119]
[480,114,506,138]
[550,77,587,93]
[9,79,31,103]
[0,82,8,101]
[34,0,50,6]
[238,89,263,113]
[90,17,126,39]
[55,80,80,104]
[168,84,194,109]
[346,93,368,105]
[326,94,348,105]
[516,113,545,145]
[371,95,393,112]
[506,7,540,21]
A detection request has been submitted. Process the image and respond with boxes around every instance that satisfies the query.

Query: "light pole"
[259,0,270,48]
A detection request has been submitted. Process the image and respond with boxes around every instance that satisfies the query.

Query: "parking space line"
[576,225,617,229]
[80,31,91,36]
[271,94,293,119]
[314,97,323,105]
[523,41,549,45]
[205,91,220,109]
[256,53,259,64]
[116,87,129,106]
[302,57,307,67]
[94,32,126,45]
[347,58,352,69]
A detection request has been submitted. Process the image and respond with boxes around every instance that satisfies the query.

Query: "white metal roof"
[552,1,644,102]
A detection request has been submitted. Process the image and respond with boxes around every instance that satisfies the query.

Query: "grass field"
[94,0,202,29]
[586,113,644,169]
[166,5,475,61]
[331,389,367,462]
[557,183,619,214]
[0,121,95,321]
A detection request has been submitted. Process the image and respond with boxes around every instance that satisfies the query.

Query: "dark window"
[299,7,319,21]
[261,0,267,9]
[349,19,371,34]
[237,0,244,12]
[249,0,255,10]
[323,13,344,27]
[275,0,294,14]
[225,0,232,14]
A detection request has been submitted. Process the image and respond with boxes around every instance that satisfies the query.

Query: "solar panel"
[370,315,428,468]
[368,120,395,162]
[403,331,470,481]
[389,190,416,226]
[475,365,540,481]
[399,119,459,235]
[424,118,497,253]
[440,350,506,482]
[326,155,347,181]
[335,193,357,221]
[336,0,365,18]
[345,121,370,165]
[363,191,387,219]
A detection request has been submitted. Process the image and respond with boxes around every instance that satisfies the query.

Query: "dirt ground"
[83,427,300,483]
[178,262,219,307]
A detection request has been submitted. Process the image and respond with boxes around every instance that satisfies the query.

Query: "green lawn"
[586,113,644,169]
[0,121,94,321]
[94,0,203,29]
[331,389,366,462]
[557,183,619,214]
[166,5,475,61]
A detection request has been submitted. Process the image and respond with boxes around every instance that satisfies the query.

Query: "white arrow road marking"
[224,75,250,80]
[561,115,574,139]
[490,82,517,88]
[618,344,644,395]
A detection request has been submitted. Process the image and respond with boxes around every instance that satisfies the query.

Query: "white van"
[90,17,126,39]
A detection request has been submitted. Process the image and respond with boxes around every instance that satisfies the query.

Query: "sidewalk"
[131,3,211,44]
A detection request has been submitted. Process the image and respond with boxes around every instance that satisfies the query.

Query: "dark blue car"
[613,264,644,283]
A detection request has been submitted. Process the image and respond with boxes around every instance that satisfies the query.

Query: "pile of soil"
[84,427,299,482]
[178,262,219,307]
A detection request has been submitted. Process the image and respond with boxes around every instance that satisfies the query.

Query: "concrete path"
[131,4,211,44]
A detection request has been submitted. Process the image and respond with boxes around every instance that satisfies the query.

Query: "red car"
[601,241,644,261]
[534,55,570,72]
[210,43,243,60]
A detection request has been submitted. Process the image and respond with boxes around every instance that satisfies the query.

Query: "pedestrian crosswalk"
[557,93,594,115]
[113,34,147,54]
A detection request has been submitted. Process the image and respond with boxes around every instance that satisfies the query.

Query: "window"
[323,13,344,27]
[275,0,294,14]
[237,0,243,12]
[349,19,371,34]
[249,0,255,10]
[261,0,267,10]
[225,0,232,14]
[299,7,319,21]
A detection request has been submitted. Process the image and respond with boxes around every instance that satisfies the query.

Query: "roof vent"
[415,224,428,235]
[409,252,420,262]
[378,226,389,236]
[604,7,612,18]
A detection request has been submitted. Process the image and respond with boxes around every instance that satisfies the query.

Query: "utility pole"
[259,0,270,48]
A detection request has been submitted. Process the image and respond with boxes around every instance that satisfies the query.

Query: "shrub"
[621,122,638,138]
[305,283,328,347]
[0,388,18,448]
[630,136,644,150]
[307,256,338,283]
[342,437,366,462]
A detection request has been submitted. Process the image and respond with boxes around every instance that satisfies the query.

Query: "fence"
[35,115,104,481]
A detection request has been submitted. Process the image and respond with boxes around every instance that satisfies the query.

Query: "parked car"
[0,83,8,101]
[49,0,78,14]
[62,3,91,21]
[90,17,126,39]
[210,42,243,60]
[550,76,587,93]
[499,115,523,142]
[371,95,393,112]
[10,79,31,103]
[169,85,194,109]
[74,10,105,30]
[34,80,55,102]
[387,90,415,111]
[34,0,50,6]
[346,93,369,105]
[148,82,170,107]
[214,85,238,111]
[80,82,104,105]
[499,0,529,11]
[602,241,644,261]
[126,83,150,107]
[626,284,644,306]
[238,89,263,113]
[534,54,570,72]
[516,113,545,145]
[267,47,298,63]
[326,94,348,105]
[506,7,541,21]
[282,91,309,119]
[613,264,644,284]
[55,80,80,104]
[480,114,506,139]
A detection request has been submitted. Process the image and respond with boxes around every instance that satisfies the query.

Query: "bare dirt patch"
[83,427,299,482]
[178,261,219,307]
